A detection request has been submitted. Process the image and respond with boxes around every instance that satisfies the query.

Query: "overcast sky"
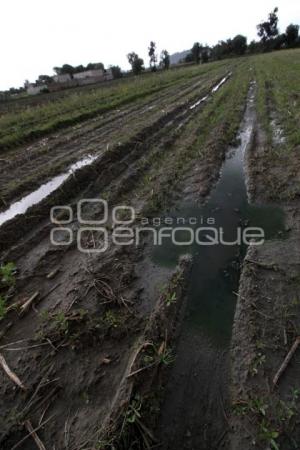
[1,0,299,90]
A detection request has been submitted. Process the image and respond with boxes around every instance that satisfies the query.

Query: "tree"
[248,40,262,54]
[201,47,209,63]
[232,35,247,55]
[53,64,75,75]
[184,52,194,63]
[53,62,105,76]
[60,64,75,75]
[127,52,144,75]
[212,40,232,59]
[109,65,123,79]
[86,62,105,71]
[160,50,170,69]
[37,75,53,85]
[74,65,85,73]
[257,7,279,42]
[191,42,202,64]
[272,33,286,50]
[285,24,299,47]
[148,41,157,71]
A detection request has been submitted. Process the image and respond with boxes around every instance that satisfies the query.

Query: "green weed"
[0,262,16,286]
[0,296,7,320]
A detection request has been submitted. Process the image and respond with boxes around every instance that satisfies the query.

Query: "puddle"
[190,95,208,110]
[189,73,231,110]
[153,81,285,342]
[211,73,231,93]
[0,155,97,226]
[153,83,286,448]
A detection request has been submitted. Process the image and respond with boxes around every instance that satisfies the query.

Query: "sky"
[0,0,299,90]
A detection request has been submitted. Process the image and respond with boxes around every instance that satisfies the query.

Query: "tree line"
[127,43,170,75]
[3,6,299,96]
[127,8,299,74]
[185,8,299,64]
[23,7,300,86]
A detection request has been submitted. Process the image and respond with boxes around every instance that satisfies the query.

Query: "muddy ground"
[0,65,230,208]
[230,92,300,449]
[0,65,241,450]
[0,56,299,450]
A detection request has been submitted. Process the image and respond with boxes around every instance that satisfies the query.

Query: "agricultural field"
[0,49,299,450]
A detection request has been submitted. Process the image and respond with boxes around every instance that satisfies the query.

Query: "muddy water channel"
[152,83,286,449]
[0,155,97,226]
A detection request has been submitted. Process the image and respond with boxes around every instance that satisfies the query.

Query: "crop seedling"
[250,352,266,376]
[125,396,142,424]
[165,291,176,306]
[250,397,269,417]
[159,347,175,366]
[0,296,7,320]
[291,388,300,402]
[143,353,155,365]
[259,420,280,450]
[53,312,69,334]
[0,262,16,320]
[104,310,121,328]
[0,262,16,287]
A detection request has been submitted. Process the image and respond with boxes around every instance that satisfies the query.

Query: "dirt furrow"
[0,59,260,450]
[0,67,229,206]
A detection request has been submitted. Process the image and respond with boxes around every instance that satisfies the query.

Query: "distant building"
[27,84,47,95]
[73,69,104,80]
[105,68,113,81]
[27,67,115,96]
[53,74,72,83]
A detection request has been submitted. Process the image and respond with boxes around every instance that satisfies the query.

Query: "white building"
[73,69,104,80]
[27,84,47,95]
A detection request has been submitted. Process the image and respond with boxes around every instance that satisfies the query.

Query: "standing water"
[152,82,286,449]
[0,155,97,227]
